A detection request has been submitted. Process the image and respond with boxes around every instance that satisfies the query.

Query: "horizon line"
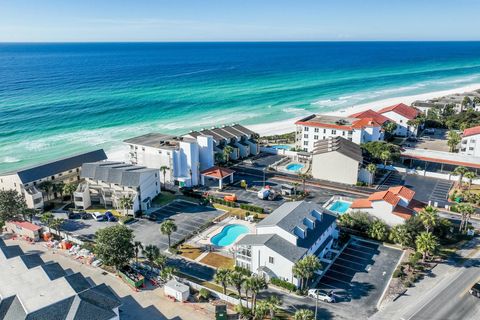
[1,40,480,44]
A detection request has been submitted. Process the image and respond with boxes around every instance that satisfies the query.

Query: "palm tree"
[298,173,312,193]
[294,309,315,320]
[38,181,53,201]
[367,220,389,241]
[50,218,64,238]
[302,255,321,288]
[447,130,461,153]
[254,300,269,320]
[154,254,167,270]
[415,232,438,262]
[389,224,413,248]
[462,96,472,108]
[366,163,377,186]
[293,182,300,196]
[380,150,391,167]
[382,122,398,137]
[40,212,54,233]
[23,208,37,222]
[143,244,160,267]
[160,220,177,248]
[265,295,282,319]
[248,275,268,312]
[418,206,439,233]
[214,268,230,294]
[159,166,169,190]
[214,152,225,164]
[133,241,143,263]
[62,183,78,203]
[160,266,177,281]
[456,203,475,232]
[119,195,134,215]
[228,271,245,308]
[464,171,477,190]
[243,276,254,306]
[452,166,469,188]
[52,182,65,200]
[223,145,234,164]
[292,259,308,290]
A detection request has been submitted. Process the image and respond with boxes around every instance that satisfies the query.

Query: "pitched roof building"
[377,103,420,137]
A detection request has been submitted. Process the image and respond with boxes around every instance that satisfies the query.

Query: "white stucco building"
[124,133,214,188]
[311,137,364,185]
[377,103,420,137]
[74,161,161,214]
[460,125,480,157]
[0,149,107,210]
[349,186,424,226]
[295,114,383,152]
[235,201,338,286]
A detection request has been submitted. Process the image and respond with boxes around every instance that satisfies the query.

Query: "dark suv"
[469,283,480,298]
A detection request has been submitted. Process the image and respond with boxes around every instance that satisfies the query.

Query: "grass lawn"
[212,203,268,220]
[152,192,176,205]
[179,244,204,260]
[200,252,234,269]
[85,208,123,216]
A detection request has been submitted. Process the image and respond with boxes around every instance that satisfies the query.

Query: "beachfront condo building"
[0,149,108,210]
[349,186,425,226]
[124,133,214,188]
[295,114,383,152]
[74,161,161,214]
[311,136,370,185]
[185,124,259,161]
[460,125,480,157]
[376,103,420,137]
[235,201,338,287]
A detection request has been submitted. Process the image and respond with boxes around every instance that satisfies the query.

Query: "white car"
[308,289,336,303]
[90,212,105,221]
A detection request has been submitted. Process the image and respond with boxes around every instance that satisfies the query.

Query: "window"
[470,147,474,150]
[303,141,308,146]
[323,129,326,133]
[69,170,73,173]
[399,120,403,123]
[323,136,326,140]
[314,135,318,140]
[348,131,353,135]
[342,131,345,136]
[269,256,274,264]
[304,134,308,138]
[331,130,336,134]
[314,128,319,133]
[304,127,309,131]
[303,148,308,151]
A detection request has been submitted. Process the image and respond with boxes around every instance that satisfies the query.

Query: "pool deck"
[187,217,256,252]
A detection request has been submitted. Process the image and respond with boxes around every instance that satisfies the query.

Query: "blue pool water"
[328,200,352,214]
[271,145,291,150]
[211,224,249,247]
[286,163,304,172]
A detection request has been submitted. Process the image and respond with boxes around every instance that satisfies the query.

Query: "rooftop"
[188,124,257,142]
[401,147,480,169]
[312,136,363,162]
[123,133,196,149]
[378,103,419,120]
[368,190,401,206]
[349,109,391,125]
[296,114,381,130]
[463,125,480,138]
[200,166,235,179]
[1,149,108,183]
[81,161,158,187]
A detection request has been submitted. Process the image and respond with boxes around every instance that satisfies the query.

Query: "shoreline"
[247,83,480,137]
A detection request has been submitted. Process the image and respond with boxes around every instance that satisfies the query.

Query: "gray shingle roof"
[65,273,92,293]
[1,149,107,183]
[81,161,157,187]
[312,136,363,162]
[237,234,307,262]
[20,254,45,269]
[0,244,23,259]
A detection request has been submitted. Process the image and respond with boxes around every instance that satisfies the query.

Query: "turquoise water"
[286,163,304,172]
[210,224,249,247]
[329,200,352,214]
[271,145,291,150]
[1,42,480,172]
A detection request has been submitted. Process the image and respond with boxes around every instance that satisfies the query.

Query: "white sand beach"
[248,83,480,136]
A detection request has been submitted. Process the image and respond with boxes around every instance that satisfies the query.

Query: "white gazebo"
[200,166,235,189]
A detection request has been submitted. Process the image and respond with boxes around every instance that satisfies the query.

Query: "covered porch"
[200,166,235,190]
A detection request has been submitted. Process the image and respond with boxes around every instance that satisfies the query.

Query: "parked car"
[104,211,117,222]
[424,128,435,135]
[92,259,103,267]
[308,289,336,303]
[90,212,105,221]
[469,282,480,298]
[80,212,91,220]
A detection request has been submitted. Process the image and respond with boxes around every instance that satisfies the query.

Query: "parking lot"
[315,239,402,317]
[130,201,223,251]
[404,175,453,207]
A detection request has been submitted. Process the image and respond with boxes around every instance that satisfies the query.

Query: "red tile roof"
[294,121,354,131]
[350,199,373,209]
[388,186,415,202]
[378,103,419,120]
[368,190,401,206]
[392,205,414,220]
[9,220,42,232]
[351,118,382,129]
[407,199,426,213]
[350,109,392,125]
[200,166,235,179]
[400,153,480,169]
[463,125,480,138]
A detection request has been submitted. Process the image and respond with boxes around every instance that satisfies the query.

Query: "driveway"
[404,175,453,207]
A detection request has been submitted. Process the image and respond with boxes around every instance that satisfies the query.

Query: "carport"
[200,166,235,189]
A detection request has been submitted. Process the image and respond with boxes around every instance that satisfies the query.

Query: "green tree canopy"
[0,190,27,222]
[361,141,400,164]
[94,225,135,271]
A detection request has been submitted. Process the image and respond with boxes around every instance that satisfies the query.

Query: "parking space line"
[336,257,367,268]
[345,246,376,256]
[322,275,352,285]
[340,251,371,262]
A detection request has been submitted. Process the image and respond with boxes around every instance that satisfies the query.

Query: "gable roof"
[368,190,401,206]
[312,136,363,162]
[236,234,308,262]
[2,149,108,183]
[349,109,392,124]
[378,103,419,120]
[200,166,235,179]
[350,198,373,209]
[463,125,480,138]
[81,161,158,187]
[8,221,42,232]
[388,186,415,201]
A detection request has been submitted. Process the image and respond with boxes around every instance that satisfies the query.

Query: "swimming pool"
[271,145,291,150]
[210,224,249,247]
[286,163,304,172]
[328,200,352,214]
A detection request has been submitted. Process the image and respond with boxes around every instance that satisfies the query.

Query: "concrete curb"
[376,249,406,309]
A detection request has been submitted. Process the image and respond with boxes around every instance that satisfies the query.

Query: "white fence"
[379,165,480,185]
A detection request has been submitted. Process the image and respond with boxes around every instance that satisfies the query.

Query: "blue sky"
[0,0,479,41]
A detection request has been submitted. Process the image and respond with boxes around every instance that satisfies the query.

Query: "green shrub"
[118,216,134,225]
[198,288,210,300]
[270,278,296,292]
[392,266,404,278]
[234,266,252,276]
[240,204,264,213]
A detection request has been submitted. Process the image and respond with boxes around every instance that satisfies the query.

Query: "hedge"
[239,204,264,213]
[270,278,296,292]
[118,216,134,225]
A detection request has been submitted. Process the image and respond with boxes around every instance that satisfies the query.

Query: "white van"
[90,212,105,221]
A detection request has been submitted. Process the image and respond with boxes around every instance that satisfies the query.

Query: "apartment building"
[295,114,383,152]
[235,201,338,286]
[377,103,420,137]
[0,149,107,210]
[74,161,160,214]
[460,125,480,157]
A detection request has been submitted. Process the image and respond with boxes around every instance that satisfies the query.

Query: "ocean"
[1,42,480,172]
